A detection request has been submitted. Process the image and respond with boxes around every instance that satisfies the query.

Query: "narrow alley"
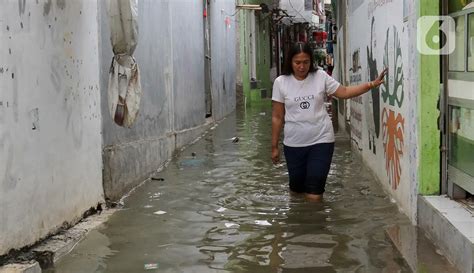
[46,105,453,273]
[1,0,473,272]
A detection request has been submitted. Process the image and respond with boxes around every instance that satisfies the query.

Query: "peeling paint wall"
[0,0,103,254]
[343,0,419,222]
[99,0,237,200]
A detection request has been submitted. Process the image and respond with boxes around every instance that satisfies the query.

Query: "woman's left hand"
[372,67,388,87]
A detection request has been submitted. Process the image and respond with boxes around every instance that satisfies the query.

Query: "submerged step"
[385,224,460,273]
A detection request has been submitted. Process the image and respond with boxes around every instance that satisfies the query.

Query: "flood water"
[48,104,416,273]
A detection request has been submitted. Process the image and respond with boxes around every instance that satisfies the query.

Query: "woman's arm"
[272,101,285,164]
[333,68,387,99]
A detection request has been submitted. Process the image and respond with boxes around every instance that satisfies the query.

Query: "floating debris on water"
[153,211,167,215]
[255,220,272,226]
[144,263,159,270]
[216,207,227,212]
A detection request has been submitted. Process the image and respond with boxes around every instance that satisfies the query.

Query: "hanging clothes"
[107,0,142,128]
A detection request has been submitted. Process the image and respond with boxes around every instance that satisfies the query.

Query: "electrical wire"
[221,7,241,17]
[288,0,312,24]
[221,7,273,37]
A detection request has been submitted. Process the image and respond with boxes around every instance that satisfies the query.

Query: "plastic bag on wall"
[107,0,142,127]
[108,55,141,128]
[107,0,138,55]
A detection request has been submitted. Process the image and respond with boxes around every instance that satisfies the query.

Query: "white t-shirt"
[272,70,340,147]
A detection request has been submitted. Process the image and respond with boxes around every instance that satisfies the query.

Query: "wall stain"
[62,93,83,149]
[1,134,17,192]
[60,78,83,148]
[51,55,84,148]
[222,73,226,93]
[18,0,26,15]
[43,0,52,16]
[12,69,18,122]
[56,0,66,10]
[29,108,40,130]
[50,56,62,93]
[71,116,83,148]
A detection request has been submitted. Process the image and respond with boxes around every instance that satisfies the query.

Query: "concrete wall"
[99,0,237,200]
[238,0,272,105]
[0,0,103,255]
[255,8,271,98]
[342,0,420,222]
[209,0,237,118]
[333,0,349,134]
[237,4,249,103]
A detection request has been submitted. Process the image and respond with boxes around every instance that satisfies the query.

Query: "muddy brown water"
[47,104,415,273]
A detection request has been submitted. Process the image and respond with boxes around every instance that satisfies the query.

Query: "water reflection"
[49,104,412,273]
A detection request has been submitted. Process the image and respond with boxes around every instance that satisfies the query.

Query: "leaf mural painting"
[367,17,380,155]
[382,26,404,108]
[382,108,405,190]
[380,24,405,190]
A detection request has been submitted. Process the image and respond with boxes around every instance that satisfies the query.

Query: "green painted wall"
[238,0,272,106]
[256,12,272,95]
[449,0,473,13]
[238,3,250,103]
[418,0,440,194]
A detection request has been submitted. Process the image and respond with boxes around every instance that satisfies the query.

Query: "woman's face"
[292,52,311,79]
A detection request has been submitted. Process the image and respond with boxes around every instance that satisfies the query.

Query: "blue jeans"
[283,142,335,194]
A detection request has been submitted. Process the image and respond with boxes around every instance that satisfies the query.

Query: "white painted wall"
[344,0,419,222]
[0,0,103,254]
[98,0,237,200]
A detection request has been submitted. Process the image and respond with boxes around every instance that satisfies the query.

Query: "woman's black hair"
[282,42,316,75]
